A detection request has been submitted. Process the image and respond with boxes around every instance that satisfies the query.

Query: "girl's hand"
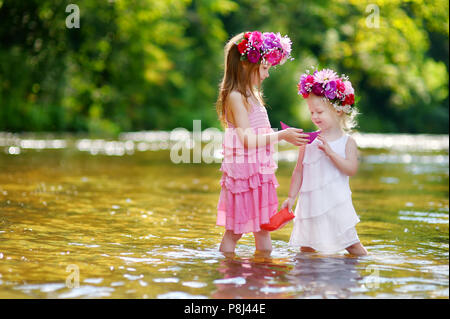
[281,197,296,212]
[317,135,334,157]
[283,128,309,146]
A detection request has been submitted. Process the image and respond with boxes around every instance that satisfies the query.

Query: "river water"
[0,131,448,298]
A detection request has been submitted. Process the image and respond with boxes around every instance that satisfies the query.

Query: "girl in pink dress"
[215,31,309,254]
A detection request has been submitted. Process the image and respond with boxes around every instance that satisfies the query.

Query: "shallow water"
[0,132,448,299]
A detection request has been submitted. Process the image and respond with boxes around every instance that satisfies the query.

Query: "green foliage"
[0,0,448,134]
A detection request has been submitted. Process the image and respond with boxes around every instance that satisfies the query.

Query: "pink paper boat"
[280,121,321,144]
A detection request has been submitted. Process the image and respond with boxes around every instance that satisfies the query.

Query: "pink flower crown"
[236,31,293,66]
[298,67,356,114]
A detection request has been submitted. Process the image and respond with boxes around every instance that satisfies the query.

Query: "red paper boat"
[280,121,320,144]
[260,207,295,231]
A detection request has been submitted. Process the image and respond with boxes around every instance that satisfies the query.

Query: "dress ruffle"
[289,200,360,252]
[289,134,360,253]
[217,174,279,234]
[217,125,279,234]
[220,160,277,179]
[220,171,279,194]
[297,176,352,219]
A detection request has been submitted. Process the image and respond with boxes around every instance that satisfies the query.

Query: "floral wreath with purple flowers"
[298,67,356,114]
[236,31,293,66]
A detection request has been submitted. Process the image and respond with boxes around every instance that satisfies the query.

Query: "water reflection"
[285,253,362,299]
[0,131,448,298]
[1,131,448,157]
[212,252,294,299]
[210,252,369,299]
[398,210,449,224]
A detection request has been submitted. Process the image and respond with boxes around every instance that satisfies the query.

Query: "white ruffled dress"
[288,134,361,253]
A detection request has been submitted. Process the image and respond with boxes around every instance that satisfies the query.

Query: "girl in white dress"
[282,68,368,256]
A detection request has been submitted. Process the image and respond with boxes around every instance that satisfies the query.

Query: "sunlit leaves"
[0,0,448,134]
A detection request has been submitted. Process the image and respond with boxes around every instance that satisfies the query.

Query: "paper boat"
[280,121,321,144]
[260,207,295,231]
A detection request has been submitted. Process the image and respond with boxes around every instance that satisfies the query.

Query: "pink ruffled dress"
[216,100,279,234]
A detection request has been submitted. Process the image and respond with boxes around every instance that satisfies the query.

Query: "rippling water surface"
[0,132,448,298]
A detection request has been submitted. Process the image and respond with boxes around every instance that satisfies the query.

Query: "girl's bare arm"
[281,146,306,211]
[288,145,306,199]
[228,92,307,149]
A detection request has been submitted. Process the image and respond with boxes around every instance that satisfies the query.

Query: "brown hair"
[216,32,265,128]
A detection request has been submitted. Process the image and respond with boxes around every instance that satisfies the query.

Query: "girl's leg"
[300,246,316,253]
[346,242,368,256]
[253,230,272,253]
[219,230,242,253]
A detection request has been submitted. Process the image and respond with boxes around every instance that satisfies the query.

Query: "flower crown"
[298,67,356,114]
[236,31,293,66]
